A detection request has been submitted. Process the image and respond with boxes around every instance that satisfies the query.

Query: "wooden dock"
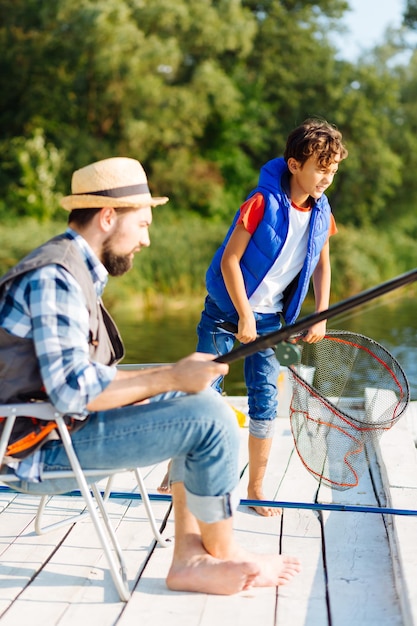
[0,398,416,626]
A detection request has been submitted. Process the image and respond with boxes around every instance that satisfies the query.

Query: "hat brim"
[60,193,169,211]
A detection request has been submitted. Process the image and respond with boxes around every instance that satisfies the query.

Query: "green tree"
[0,0,257,216]
[404,0,417,28]
[0,0,415,232]
[0,129,64,220]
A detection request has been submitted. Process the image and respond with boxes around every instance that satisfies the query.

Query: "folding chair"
[0,400,171,602]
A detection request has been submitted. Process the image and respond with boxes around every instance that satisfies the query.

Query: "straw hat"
[60,157,169,210]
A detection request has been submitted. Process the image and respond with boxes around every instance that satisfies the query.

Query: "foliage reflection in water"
[113,293,417,400]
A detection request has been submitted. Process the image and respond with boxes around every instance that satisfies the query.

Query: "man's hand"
[171,352,229,394]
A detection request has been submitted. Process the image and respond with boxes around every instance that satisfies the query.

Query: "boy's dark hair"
[284,118,348,167]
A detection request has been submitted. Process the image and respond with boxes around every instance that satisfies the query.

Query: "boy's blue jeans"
[197,296,281,439]
[7,389,241,524]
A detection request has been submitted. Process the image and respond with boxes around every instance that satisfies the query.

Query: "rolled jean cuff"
[249,418,276,439]
[185,485,240,523]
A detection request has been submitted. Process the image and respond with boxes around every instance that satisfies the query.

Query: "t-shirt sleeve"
[237,193,337,238]
[237,192,265,234]
[329,213,338,237]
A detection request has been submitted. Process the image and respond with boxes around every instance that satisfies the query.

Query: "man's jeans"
[197,296,281,439]
[8,389,241,523]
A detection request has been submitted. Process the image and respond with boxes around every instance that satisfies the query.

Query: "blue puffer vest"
[205,157,331,324]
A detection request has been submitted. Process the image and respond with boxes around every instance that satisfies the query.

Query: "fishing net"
[288,330,410,490]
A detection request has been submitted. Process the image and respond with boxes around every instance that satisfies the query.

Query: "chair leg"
[90,483,128,585]
[55,416,130,602]
[35,469,172,547]
[35,472,118,534]
[134,468,172,548]
[103,474,115,500]
[0,414,16,462]
[35,494,90,535]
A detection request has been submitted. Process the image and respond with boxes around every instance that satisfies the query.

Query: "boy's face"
[288,154,340,202]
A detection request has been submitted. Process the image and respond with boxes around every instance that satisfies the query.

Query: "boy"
[196,118,348,516]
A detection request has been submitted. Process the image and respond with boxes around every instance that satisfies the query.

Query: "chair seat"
[0,401,172,602]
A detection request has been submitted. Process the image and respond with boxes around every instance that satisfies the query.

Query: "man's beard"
[102,237,133,277]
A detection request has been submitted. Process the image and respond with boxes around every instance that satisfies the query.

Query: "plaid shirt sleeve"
[4,264,116,415]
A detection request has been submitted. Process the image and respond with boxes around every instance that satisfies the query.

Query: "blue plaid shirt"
[0,228,116,416]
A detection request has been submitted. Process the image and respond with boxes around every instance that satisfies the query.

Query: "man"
[0,157,300,594]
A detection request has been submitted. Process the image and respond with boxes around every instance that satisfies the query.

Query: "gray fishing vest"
[0,233,124,404]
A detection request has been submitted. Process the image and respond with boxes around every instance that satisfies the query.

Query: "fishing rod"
[215,267,417,364]
[13,486,413,517]
[115,493,417,517]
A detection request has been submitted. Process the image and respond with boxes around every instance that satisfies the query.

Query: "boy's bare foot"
[157,470,171,494]
[247,489,282,517]
[157,461,172,494]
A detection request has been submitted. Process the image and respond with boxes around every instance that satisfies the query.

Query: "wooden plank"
[377,411,417,626]
[0,402,415,625]
[0,494,85,616]
[0,504,171,625]
[199,493,283,626]
[318,467,402,626]
[278,508,327,626]
[404,401,417,445]
[0,477,172,625]
[0,488,18,514]
[279,399,404,626]
[117,511,200,626]
[44,486,173,626]
[120,426,281,626]
[276,422,328,626]
[321,508,402,626]
[200,588,277,626]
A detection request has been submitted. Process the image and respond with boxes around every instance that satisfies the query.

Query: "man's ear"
[98,206,117,232]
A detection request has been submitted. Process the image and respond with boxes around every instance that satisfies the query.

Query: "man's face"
[102,206,152,276]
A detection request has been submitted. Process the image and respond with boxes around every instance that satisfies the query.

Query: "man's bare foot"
[247,489,282,517]
[157,461,172,494]
[167,554,260,595]
[167,549,301,594]
[251,553,301,587]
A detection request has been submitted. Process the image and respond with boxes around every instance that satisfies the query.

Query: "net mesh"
[288,330,410,490]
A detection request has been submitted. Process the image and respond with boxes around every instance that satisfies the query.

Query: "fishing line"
[326,289,414,328]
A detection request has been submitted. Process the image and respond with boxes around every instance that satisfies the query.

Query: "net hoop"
[288,330,410,490]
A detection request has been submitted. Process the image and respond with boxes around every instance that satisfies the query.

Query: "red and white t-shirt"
[236,192,337,313]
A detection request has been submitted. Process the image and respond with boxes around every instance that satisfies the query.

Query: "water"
[113,292,417,400]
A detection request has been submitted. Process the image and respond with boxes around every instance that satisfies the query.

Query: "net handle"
[215,268,417,365]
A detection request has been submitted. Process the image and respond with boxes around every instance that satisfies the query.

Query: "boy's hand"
[302,320,327,343]
[236,315,258,344]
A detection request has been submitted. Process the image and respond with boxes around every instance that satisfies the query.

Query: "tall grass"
[0,214,415,316]
[104,210,229,314]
